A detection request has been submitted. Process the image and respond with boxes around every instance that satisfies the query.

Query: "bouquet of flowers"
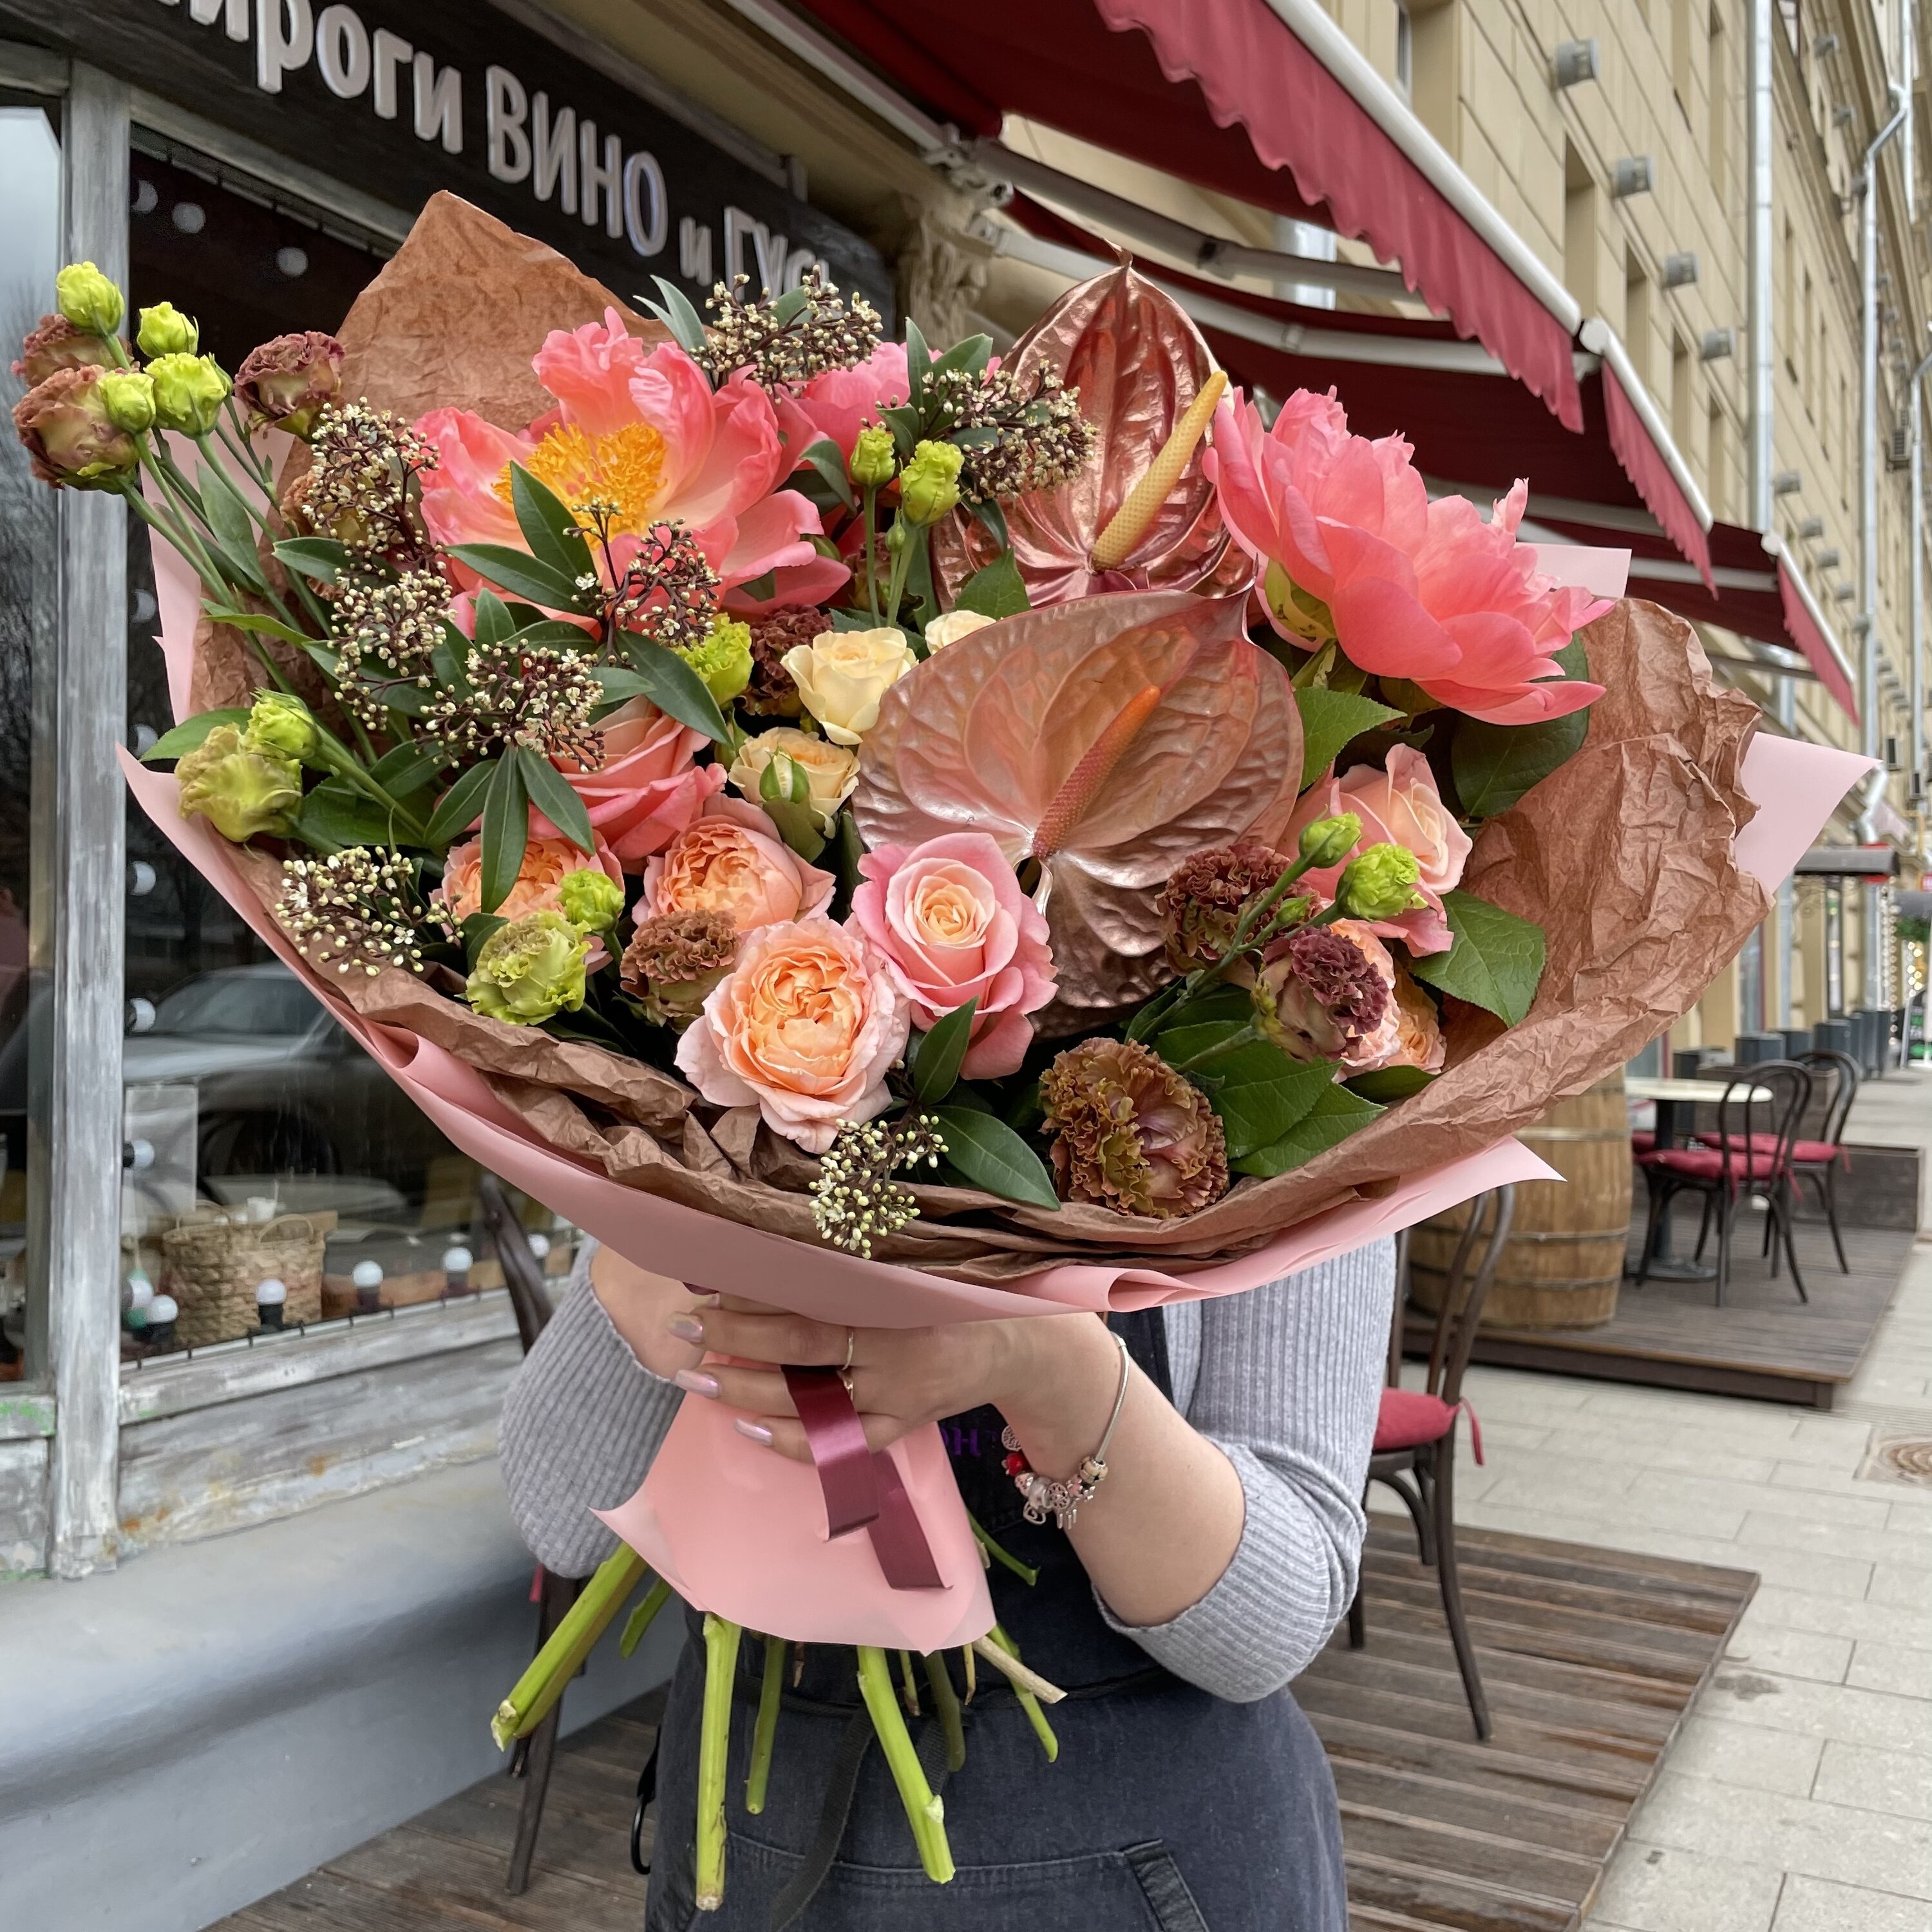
[20,193,1866,1902]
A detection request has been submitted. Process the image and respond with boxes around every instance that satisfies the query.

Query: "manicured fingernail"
[734,1417,774,1446]
[674,1368,719,1398]
[689,1292,721,1308]
[667,1314,705,1342]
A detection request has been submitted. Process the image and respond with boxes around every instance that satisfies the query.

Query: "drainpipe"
[1911,335,1932,835]
[1859,86,1908,1005]
[1748,0,1795,1022]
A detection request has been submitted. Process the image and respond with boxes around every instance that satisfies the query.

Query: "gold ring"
[838,1367,855,1397]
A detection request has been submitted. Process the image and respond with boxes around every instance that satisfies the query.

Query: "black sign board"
[0,0,891,310]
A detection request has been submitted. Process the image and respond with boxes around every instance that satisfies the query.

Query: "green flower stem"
[1225,850,1320,954]
[920,1652,967,1774]
[898,1649,922,1716]
[961,1645,976,1705]
[490,1547,647,1749]
[1167,1023,1264,1077]
[696,1615,744,1911]
[881,515,915,627]
[744,1633,787,1815]
[120,464,228,603]
[860,484,881,623]
[618,1576,674,1658]
[980,1626,1059,1764]
[856,1646,954,1883]
[965,1511,1039,1586]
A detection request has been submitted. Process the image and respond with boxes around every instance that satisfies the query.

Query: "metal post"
[1911,337,1932,825]
[43,63,129,1578]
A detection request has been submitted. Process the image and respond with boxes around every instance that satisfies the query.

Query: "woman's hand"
[664,1298,1125,1466]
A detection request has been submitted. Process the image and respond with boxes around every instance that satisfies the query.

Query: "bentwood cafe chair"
[1349,1188,1515,1741]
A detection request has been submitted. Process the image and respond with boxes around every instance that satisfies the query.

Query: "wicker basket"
[159,1210,335,1348]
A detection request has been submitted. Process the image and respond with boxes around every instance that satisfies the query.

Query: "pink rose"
[676,915,909,1152]
[538,697,726,863]
[1337,746,1470,895]
[643,795,835,933]
[1285,772,1454,956]
[851,833,1057,1079]
[437,831,624,966]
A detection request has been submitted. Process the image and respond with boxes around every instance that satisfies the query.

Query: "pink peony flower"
[774,341,910,460]
[642,795,835,934]
[415,308,848,607]
[1285,770,1454,956]
[1208,387,1608,723]
[536,696,725,863]
[676,914,909,1152]
[850,833,1057,1079]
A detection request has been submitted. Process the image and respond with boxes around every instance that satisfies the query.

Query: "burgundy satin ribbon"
[782,1366,943,1591]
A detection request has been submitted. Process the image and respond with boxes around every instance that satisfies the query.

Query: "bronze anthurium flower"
[934,265,1252,608]
[851,590,1302,1016]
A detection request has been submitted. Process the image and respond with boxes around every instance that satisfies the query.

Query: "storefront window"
[0,98,62,1384]
[120,142,567,1354]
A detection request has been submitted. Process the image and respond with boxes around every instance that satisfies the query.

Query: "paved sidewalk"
[1378,1066,1932,1932]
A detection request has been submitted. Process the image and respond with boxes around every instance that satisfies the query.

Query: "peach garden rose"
[676,915,910,1153]
[849,833,1056,1079]
[438,832,625,967]
[642,795,835,934]
[543,695,726,864]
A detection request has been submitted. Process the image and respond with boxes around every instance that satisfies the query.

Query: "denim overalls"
[643,1311,1349,1931]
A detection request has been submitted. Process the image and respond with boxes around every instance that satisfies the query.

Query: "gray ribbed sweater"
[498,1238,1394,1703]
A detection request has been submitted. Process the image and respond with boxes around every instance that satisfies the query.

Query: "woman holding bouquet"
[501,1236,1393,1930]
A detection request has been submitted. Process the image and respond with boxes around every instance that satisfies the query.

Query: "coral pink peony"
[437,831,624,965]
[676,915,909,1152]
[1285,766,1455,957]
[850,833,1057,1079]
[415,308,848,607]
[536,696,725,863]
[643,795,835,934]
[1208,387,1607,723]
[774,342,910,460]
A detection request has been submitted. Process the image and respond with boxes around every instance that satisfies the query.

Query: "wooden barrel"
[1409,1073,1630,1329]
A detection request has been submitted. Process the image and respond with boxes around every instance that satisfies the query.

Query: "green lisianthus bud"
[175,724,302,843]
[1336,842,1426,923]
[674,617,753,704]
[464,911,589,1026]
[848,424,896,491]
[147,351,231,435]
[96,370,156,434]
[558,867,623,933]
[243,692,322,765]
[898,439,963,526]
[136,302,200,358]
[55,261,124,337]
[1298,812,1362,871]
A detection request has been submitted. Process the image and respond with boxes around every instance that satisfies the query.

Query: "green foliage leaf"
[613,641,730,741]
[953,550,1029,621]
[512,618,600,654]
[516,746,596,855]
[366,741,450,799]
[1408,890,1546,1027]
[760,794,826,860]
[423,759,497,848]
[879,403,922,459]
[795,437,857,513]
[462,913,507,970]
[642,276,711,361]
[446,544,589,614]
[934,1104,1059,1209]
[737,569,777,603]
[202,603,310,646]
[272,536,351,583]
[911,997,978,1106]
[1450,638,1593,818]
[432,619,473,693]
[478,752,529,914]
[294,779,401,853]
[929,333,994,384]
[142,709,251,761]
[1343,1064,1438,1103]
[1234,1082,1383,1178]
[197,463,268,591]
[1294,686,1402,788]
[508,464,595,584]
[1196,1044,1336,1163]
[903,316,930,410]
[470,590,516,650]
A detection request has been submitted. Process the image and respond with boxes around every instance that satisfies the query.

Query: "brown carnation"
[1157,842,1299,972]
[12,314,114,386]
[1253,924,1392,1066]
[741,606,829,716]
[234,330,345,435]
[621,908,738,1025]
[1040,1037,1228,1218]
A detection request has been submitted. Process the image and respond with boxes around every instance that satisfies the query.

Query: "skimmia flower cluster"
[277,847,426,978]
[424,642,605,768]
[331,568,448,729]
[703,269,883,392]
[808,1113,949,1258]
[608,518,720,650]
[302,400,439,566]
[925,361,1096,500]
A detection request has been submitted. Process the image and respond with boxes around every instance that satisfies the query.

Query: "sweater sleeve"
[1097,1238,1394,1701]
[498,1242,683,1578]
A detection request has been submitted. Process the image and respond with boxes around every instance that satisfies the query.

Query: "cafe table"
[1624,1075,1776,1280]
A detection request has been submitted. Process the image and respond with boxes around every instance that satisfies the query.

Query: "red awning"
[1598,360,1712,591]
[792,0,1583,428]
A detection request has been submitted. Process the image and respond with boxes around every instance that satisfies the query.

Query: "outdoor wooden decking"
[1409,1195,1917,1408]
[214,1526,1754,1932]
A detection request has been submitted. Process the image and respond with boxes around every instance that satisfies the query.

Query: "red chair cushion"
[1630,1130,1656,1154]
[1374,1388,1459,1453]
[1693,1133,1843,1166]
[1640,1145,1786,1181]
